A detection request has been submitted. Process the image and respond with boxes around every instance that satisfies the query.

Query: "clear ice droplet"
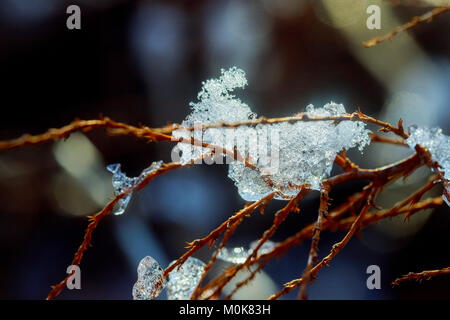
[107,161,163,215]
[217,246,249,264]
[217,240,277,265]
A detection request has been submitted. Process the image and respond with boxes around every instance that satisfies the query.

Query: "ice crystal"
[107,161,163,215]
[172,67,256,165]
[174,67,371,201]
[229,103,371,200]
[406,125,450,206]
[249,240,276,256]
[217,240,276,264]
[217,246,248,264]
[444,193,450,207]
[132,256,166,300]
[166,257,206,300]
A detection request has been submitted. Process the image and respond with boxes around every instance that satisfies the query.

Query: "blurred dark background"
[0,0,449,299]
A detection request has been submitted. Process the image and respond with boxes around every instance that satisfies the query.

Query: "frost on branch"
[166,257,206,300]
[228,103,371,200]
[174,67,371,201]
[107,161,163,215]
[132,256,166,300]
[406,125,450,206]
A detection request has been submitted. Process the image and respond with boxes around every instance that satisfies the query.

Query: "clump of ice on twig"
[132,256,166,300]
[174,67,372,201]
[172,67,256,165]
[228,103,371,200]
[106,161,163,215]
[406,125,450,206]
[166,257,206,300]
[132,256,206,300]
[217,240,277,264]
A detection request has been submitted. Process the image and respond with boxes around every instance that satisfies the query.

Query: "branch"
[162,111,409,139]
[392,266,450,286]
[362,5,450,48]
[0,117,174,151]
[269,187,379,300]
[163,193,275,278]
[298,187,330,299]
[46,162,181,300]
[226,195,442,300]
[198,188,308,300]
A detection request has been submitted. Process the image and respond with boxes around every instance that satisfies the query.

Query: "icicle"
[107,161,163,215]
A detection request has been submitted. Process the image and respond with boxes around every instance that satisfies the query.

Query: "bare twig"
[269,187,379,300]
[392,266,450,286]
[46,161,182,300]
[363,5,450,48]
[298,187,330,299]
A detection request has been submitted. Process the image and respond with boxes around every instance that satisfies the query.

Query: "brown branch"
[392,266,450,286]
[222,190,369,300]
[199,188,308,300]
[45,162,182,300]
[163,193,275,278]
[269,187,379,300]
[362,5,450,48]
[157,111,409,139]
[0,117,174,151]
[0,111,409,153]
[190,216,244,300]
[267,167,444,299]
[196,151,426,299]
[370,132,408,147]
[226,195,442,300]
[298,187,330,300]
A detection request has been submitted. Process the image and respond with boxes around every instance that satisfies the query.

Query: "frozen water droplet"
[106,163,121,174]
[166,257,206,300]
[217,240,277,265]
[132,256,166,300]
[217,246,249,264]
[443,194,450,207]
[136,160,163,184]
[249,240,276,256]
[107,161,163,215]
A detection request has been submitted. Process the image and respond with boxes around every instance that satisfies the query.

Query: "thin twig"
[161,111,409,139]
[269,187,379,300]
[199,188,308,300]
[362,5,450,48]
[392,266,450,286]
[46,161,182,300]
[298,187,330,299]
[0,117,172,151]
